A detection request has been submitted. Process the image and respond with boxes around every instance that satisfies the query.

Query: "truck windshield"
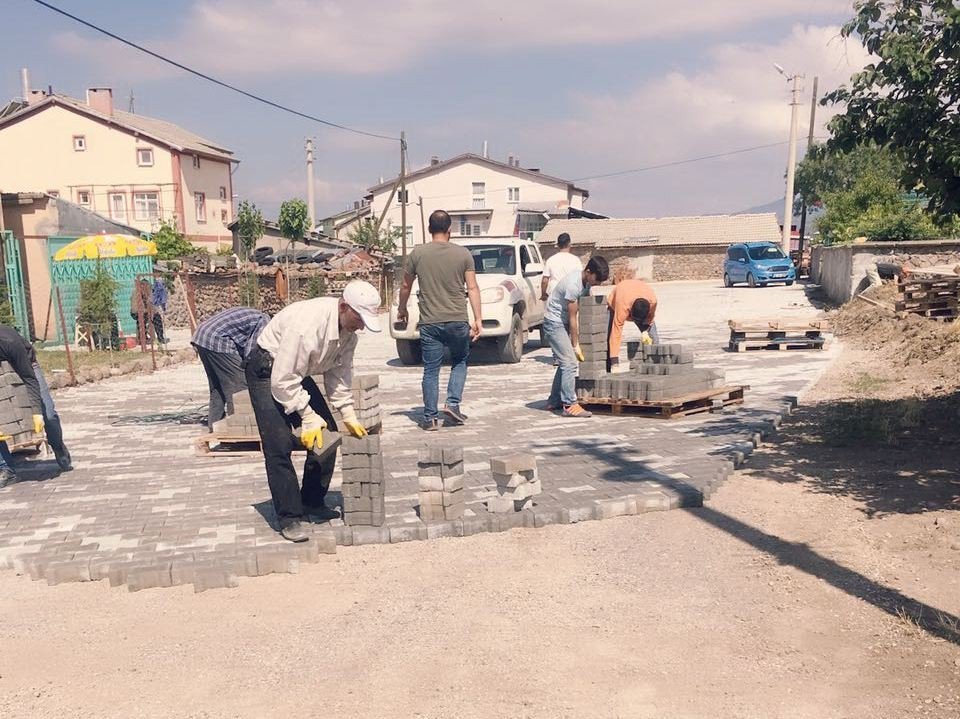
[470,245,517,275]
[747,245,786,261]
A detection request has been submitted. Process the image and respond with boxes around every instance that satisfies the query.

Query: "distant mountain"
[737,197,820,235]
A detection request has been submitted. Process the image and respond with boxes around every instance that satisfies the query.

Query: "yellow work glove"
[573,344,585,362]
[33,414,45,434]
[641,331,653,346]
[298,408,327,451]
[344,420,367,438]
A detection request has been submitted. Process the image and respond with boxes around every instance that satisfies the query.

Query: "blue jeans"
[0,363,67,470]
[420,322,471,421]
[543,319,578,407]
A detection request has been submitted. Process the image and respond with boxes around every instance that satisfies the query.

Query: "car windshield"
[747,245,786,261]
[469,245,516,275]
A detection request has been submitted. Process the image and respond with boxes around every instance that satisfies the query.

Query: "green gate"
[2,230,31,337]
[47,236,153,342]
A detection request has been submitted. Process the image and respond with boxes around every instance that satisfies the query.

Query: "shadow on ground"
[744,393,960,516]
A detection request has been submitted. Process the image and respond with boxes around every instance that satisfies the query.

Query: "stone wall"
[546,245,725,282]
[167,268,384,327]
[811,239,960,304]
[652,246,726,282]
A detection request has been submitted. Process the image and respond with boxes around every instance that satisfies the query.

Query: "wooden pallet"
[896,276,960,322]
[728,318,830,333]
[581,386,745,419]
[195,426,378,457]
[730,337,827,352]
[7,437,49,457]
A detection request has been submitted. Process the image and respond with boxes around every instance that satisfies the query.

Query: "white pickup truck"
[389,237,548,364]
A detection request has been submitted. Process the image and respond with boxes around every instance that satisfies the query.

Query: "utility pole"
[418,197,426,245]
[128,89,135,113]
[306,137,316,231]
[400,131,408,258]
[780,72,802,256]
[796,76,818,266]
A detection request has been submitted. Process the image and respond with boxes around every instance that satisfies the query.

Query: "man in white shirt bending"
[246,280,380,542]
[540,233,583,301]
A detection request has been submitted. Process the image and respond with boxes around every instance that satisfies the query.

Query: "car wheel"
[759,282,768,288]
[723,273,732,288]
[785,280,794,286]
[747,273,757,288]
[396,339,422,366]
[497,313,524,363]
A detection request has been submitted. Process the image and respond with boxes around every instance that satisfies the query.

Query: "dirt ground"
[2,286,959,718]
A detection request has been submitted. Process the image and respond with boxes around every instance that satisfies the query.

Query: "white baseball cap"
[342,280,382,332]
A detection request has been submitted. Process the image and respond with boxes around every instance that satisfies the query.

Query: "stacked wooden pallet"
[896,275,960,321]
[727,318,830,352]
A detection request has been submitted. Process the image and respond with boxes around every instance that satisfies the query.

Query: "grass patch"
[849,372,890,395]
[820,398,923,447]
[36,349,161,373]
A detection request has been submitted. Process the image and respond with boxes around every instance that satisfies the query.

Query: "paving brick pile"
[0,361,39,445]
[211,390,258,436]
[341,434,385,526]
[573,297,727,403]
[486,454,541,513]
[418,445,465,521]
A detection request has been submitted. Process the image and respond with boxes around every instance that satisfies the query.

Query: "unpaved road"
[2,458,958,718]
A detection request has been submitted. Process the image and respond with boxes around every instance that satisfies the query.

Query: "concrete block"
[486,495,516,513]
[441,474,464,492]
[418,490,443,506]
[489,453,537,475]
[441,461,464,478]
[343,496,372,512]
[45,558,92,585]
[425,521,460,540]
[441,488,463,507]
[256,550,300,576]
[418,503,446,521]
[418,475,443,492]
[352,374,379,390]
[344,511,373,526]
[342,434,380,455]
[351,526,390,545]
[443,502,465,520]
[416,461,442,477]
[460,514,494,536]
[193,569,240,593]
[389,524,427,543]
[126,564,174,592]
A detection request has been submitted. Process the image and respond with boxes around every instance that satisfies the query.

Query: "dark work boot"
[54,446,73,472]
[303,504,340,522]
[0,467,19,489]
[280,520,310,543]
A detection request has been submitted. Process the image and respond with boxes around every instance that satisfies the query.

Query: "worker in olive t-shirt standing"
[397,210,482,431]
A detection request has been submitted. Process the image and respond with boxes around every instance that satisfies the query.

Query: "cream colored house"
[363,153,590,248]
[0,87,237,247]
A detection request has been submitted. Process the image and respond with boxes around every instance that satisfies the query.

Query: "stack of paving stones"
[486,454,541,513]
[575,337,727,403]
[417,445,465,521]
[341,434,385,526]
[330,374,383,433]
[0,361,38,445]
[575,295,609,383]
[210,390,258,436]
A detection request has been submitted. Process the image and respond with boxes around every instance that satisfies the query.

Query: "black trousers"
[194,345,246,430]
[130,312,165,343]
[245,345,338,527]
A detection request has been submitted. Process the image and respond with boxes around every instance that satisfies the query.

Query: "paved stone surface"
[0,281,838,590]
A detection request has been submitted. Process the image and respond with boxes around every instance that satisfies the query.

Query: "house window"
[396,189,409,204]
[507,187,520,202]
[219,186,227,201]
[134,192,160,221]
[137,148,154,167]
[73,135,86,151]
[471,182,485,209]
[192,155,201,169]
[220,209,228,223]
[108,193,127,222]
[76,190,91,207]
[459,218,481,236]
[194,192,206,223]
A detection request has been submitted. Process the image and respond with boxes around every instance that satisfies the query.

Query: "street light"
[775,63,802,256]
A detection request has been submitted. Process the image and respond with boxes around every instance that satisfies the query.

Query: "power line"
[30,0,399,142]
[572,141,794,181]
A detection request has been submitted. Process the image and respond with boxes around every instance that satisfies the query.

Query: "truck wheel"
[396,339,422,366]
[497,313,524,363]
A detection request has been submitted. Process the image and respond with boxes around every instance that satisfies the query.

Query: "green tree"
[347,219,400,255]
[236,200,265,258]
[824,0,960,222]
[76,262,119,349]
[794,144,905,213]
[152,219,198,260]
[278,199,310,249]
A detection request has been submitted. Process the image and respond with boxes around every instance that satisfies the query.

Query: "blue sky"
[1,0,868,220]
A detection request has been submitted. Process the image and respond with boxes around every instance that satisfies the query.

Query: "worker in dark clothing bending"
[0,325,72,488]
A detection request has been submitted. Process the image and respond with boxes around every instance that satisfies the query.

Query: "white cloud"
[54,0,854,77]
[511,24,871,216]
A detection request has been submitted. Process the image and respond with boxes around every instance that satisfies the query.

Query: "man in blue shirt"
[191,307,269,430]
[542,255,610,417]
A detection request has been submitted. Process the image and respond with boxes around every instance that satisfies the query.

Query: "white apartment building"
[361,153,590,248]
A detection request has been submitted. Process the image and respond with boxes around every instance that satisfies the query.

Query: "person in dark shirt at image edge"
[0,325,72,488]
